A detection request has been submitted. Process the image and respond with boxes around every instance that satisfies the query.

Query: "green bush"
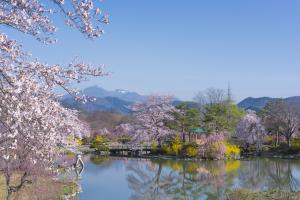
[182,142,198,157]
[225,143,240,159]
[90,135,109,152]
[291,138,300,150]
[279,142,289,150]
[264,135,273,145]
[206,141,226,159]
[81,136,93,145]
[117,135,131,144]
[162,136,182,156]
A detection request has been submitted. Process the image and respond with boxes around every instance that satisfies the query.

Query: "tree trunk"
[6,190,12,200]
[5,172,30,200]
[287,136,291,148]
[275,131,279,147]
[5,174,11,200]
[158,138,161,147]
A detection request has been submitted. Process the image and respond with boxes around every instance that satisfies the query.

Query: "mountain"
[81,86,147,102]
[61,96,133,114]
[238,97,274,111]
[61,86,147,114]
[238,96,300,111]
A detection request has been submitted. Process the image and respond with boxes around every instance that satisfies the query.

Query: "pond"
[77,155,300,200]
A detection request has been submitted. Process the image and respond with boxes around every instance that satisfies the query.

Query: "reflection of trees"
[238,159,300,191]
[125,158,300,199]
[83,155,114,175]
[126,160,172,200]
[90,155,109,165]
[126,159,238,200]
[238,159,270,190]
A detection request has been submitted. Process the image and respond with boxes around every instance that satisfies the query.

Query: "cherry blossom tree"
[0,1,108,198]
[199,133,226,159]
[131,96,178,145]
[236,111,266,151]
[112,123,148,144]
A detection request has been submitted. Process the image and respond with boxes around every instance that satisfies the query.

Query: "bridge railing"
[108,145,152,150]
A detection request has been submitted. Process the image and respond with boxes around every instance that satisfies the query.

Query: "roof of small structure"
[190,128,207,133]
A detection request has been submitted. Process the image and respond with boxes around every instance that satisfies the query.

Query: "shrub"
[279,142,289,150]
[199,133,226,159]
[81,136,93,145]
[291,138,300,150]
[150,142,160,154]
[117,135,131,144]
[206,141,226,159]
[162,136,182,156]
[90,135,109,152]
[75,138,83,145]
[225,144,240,159]
[182,142,198,157]
[264,135,273,145]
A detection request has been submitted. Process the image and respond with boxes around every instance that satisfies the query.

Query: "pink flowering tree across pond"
[112,123,147,144]
[130,96,178,145]
[236,111,266,152]
[0,0,109,198]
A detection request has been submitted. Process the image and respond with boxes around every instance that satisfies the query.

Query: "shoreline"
[87,151,300,161]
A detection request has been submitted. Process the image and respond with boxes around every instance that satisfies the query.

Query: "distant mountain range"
[61,86,147,114]
[81,86,147,102]
[238,96,300,111]
[61,86,300,115]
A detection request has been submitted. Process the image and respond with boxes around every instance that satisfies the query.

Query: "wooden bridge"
[108,145,153,157]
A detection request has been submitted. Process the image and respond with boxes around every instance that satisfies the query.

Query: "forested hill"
[238,96,300,112]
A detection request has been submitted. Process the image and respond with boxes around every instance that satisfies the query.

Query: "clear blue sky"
[4,0,300,101]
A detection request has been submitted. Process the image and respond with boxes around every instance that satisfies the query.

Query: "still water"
[77,155,300,200]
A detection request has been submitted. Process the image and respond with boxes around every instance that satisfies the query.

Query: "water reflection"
[126,160,236,200]
[79,156,300,200]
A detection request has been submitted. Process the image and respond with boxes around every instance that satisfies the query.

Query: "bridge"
[108,145,153,157]
[77,144,154,157]
[73,145,153,176]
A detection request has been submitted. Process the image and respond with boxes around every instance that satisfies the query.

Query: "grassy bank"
[0,174,80,200]
[226,189,300,200]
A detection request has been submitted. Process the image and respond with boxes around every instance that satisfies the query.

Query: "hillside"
[238,97,274,111]
[79,111,135,135]
[238,96,300,112]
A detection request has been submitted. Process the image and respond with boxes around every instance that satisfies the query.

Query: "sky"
[4,0,300,101]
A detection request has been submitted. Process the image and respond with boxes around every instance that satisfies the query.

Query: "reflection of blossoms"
[123,158,300,200]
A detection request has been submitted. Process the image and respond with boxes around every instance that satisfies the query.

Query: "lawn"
[0,173,79,200]
[226,189,300,200]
